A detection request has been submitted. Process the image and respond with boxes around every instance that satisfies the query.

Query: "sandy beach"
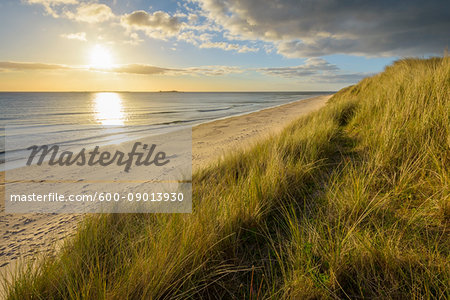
[0,94,331,280]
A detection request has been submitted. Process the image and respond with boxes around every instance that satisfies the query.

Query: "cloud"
[180,65,244,76]
[277,38,358,58]
[27,0,114,23]
[199,41,258,53]
[26,0,449,58]
[258,58,368,83]
[120,10,182,39]
[65,3,114,23]
[109,64,243,76]
[124,33,144,45]
[0,61,71,70]
[0,61,243,77]
[193,0,450,57]
[26,0,78,17]
[119,8,258,53]
[260,58,338,77]
[60,32,87,41]
[314,73,370,84]
[110,64,171,75]
[0,59,365,83]
[0,59,367,84]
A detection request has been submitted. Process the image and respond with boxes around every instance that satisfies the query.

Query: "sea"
[0,92,332,169]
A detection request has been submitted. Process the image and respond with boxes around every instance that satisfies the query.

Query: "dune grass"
[3,56,449,299]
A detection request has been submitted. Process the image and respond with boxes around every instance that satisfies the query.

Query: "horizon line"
[0,90,338,93]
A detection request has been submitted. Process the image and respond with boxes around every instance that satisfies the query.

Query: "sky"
[0,0,448,91]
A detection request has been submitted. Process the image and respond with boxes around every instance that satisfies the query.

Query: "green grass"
[3,56,449,299]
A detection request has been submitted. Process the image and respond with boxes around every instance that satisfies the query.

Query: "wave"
[197,107,232,113]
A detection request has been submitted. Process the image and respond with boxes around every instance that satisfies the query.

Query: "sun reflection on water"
[93,92,126,125]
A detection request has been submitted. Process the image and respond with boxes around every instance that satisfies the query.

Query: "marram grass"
[3,56,449,299]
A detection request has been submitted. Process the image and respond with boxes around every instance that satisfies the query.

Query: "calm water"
[0,92,331,167]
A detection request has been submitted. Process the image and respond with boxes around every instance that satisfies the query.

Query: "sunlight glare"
[93,92,125,125]
[90,45,113,69]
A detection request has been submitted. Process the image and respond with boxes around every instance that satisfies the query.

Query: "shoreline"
[1,93,332,173]
[0,94,332,289]
[192,94,332,169]
[191,92,333,130]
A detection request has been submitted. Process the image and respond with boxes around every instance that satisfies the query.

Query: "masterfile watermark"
[4,126,192,213]
[26,142,170,172]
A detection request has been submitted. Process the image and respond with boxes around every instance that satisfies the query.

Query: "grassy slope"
[4,57,449,299]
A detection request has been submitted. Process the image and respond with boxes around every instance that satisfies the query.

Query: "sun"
[90,45,113,69]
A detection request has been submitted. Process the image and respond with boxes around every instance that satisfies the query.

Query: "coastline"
[192,94,332,169]
[0,94,332,285]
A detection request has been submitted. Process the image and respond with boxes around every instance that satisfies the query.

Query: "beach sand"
[192,94,331,170]
[0,94,331,285]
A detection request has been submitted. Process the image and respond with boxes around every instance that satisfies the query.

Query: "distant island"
[158,90,181,93]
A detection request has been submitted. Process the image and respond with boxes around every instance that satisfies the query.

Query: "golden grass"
[3,56,449,299]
